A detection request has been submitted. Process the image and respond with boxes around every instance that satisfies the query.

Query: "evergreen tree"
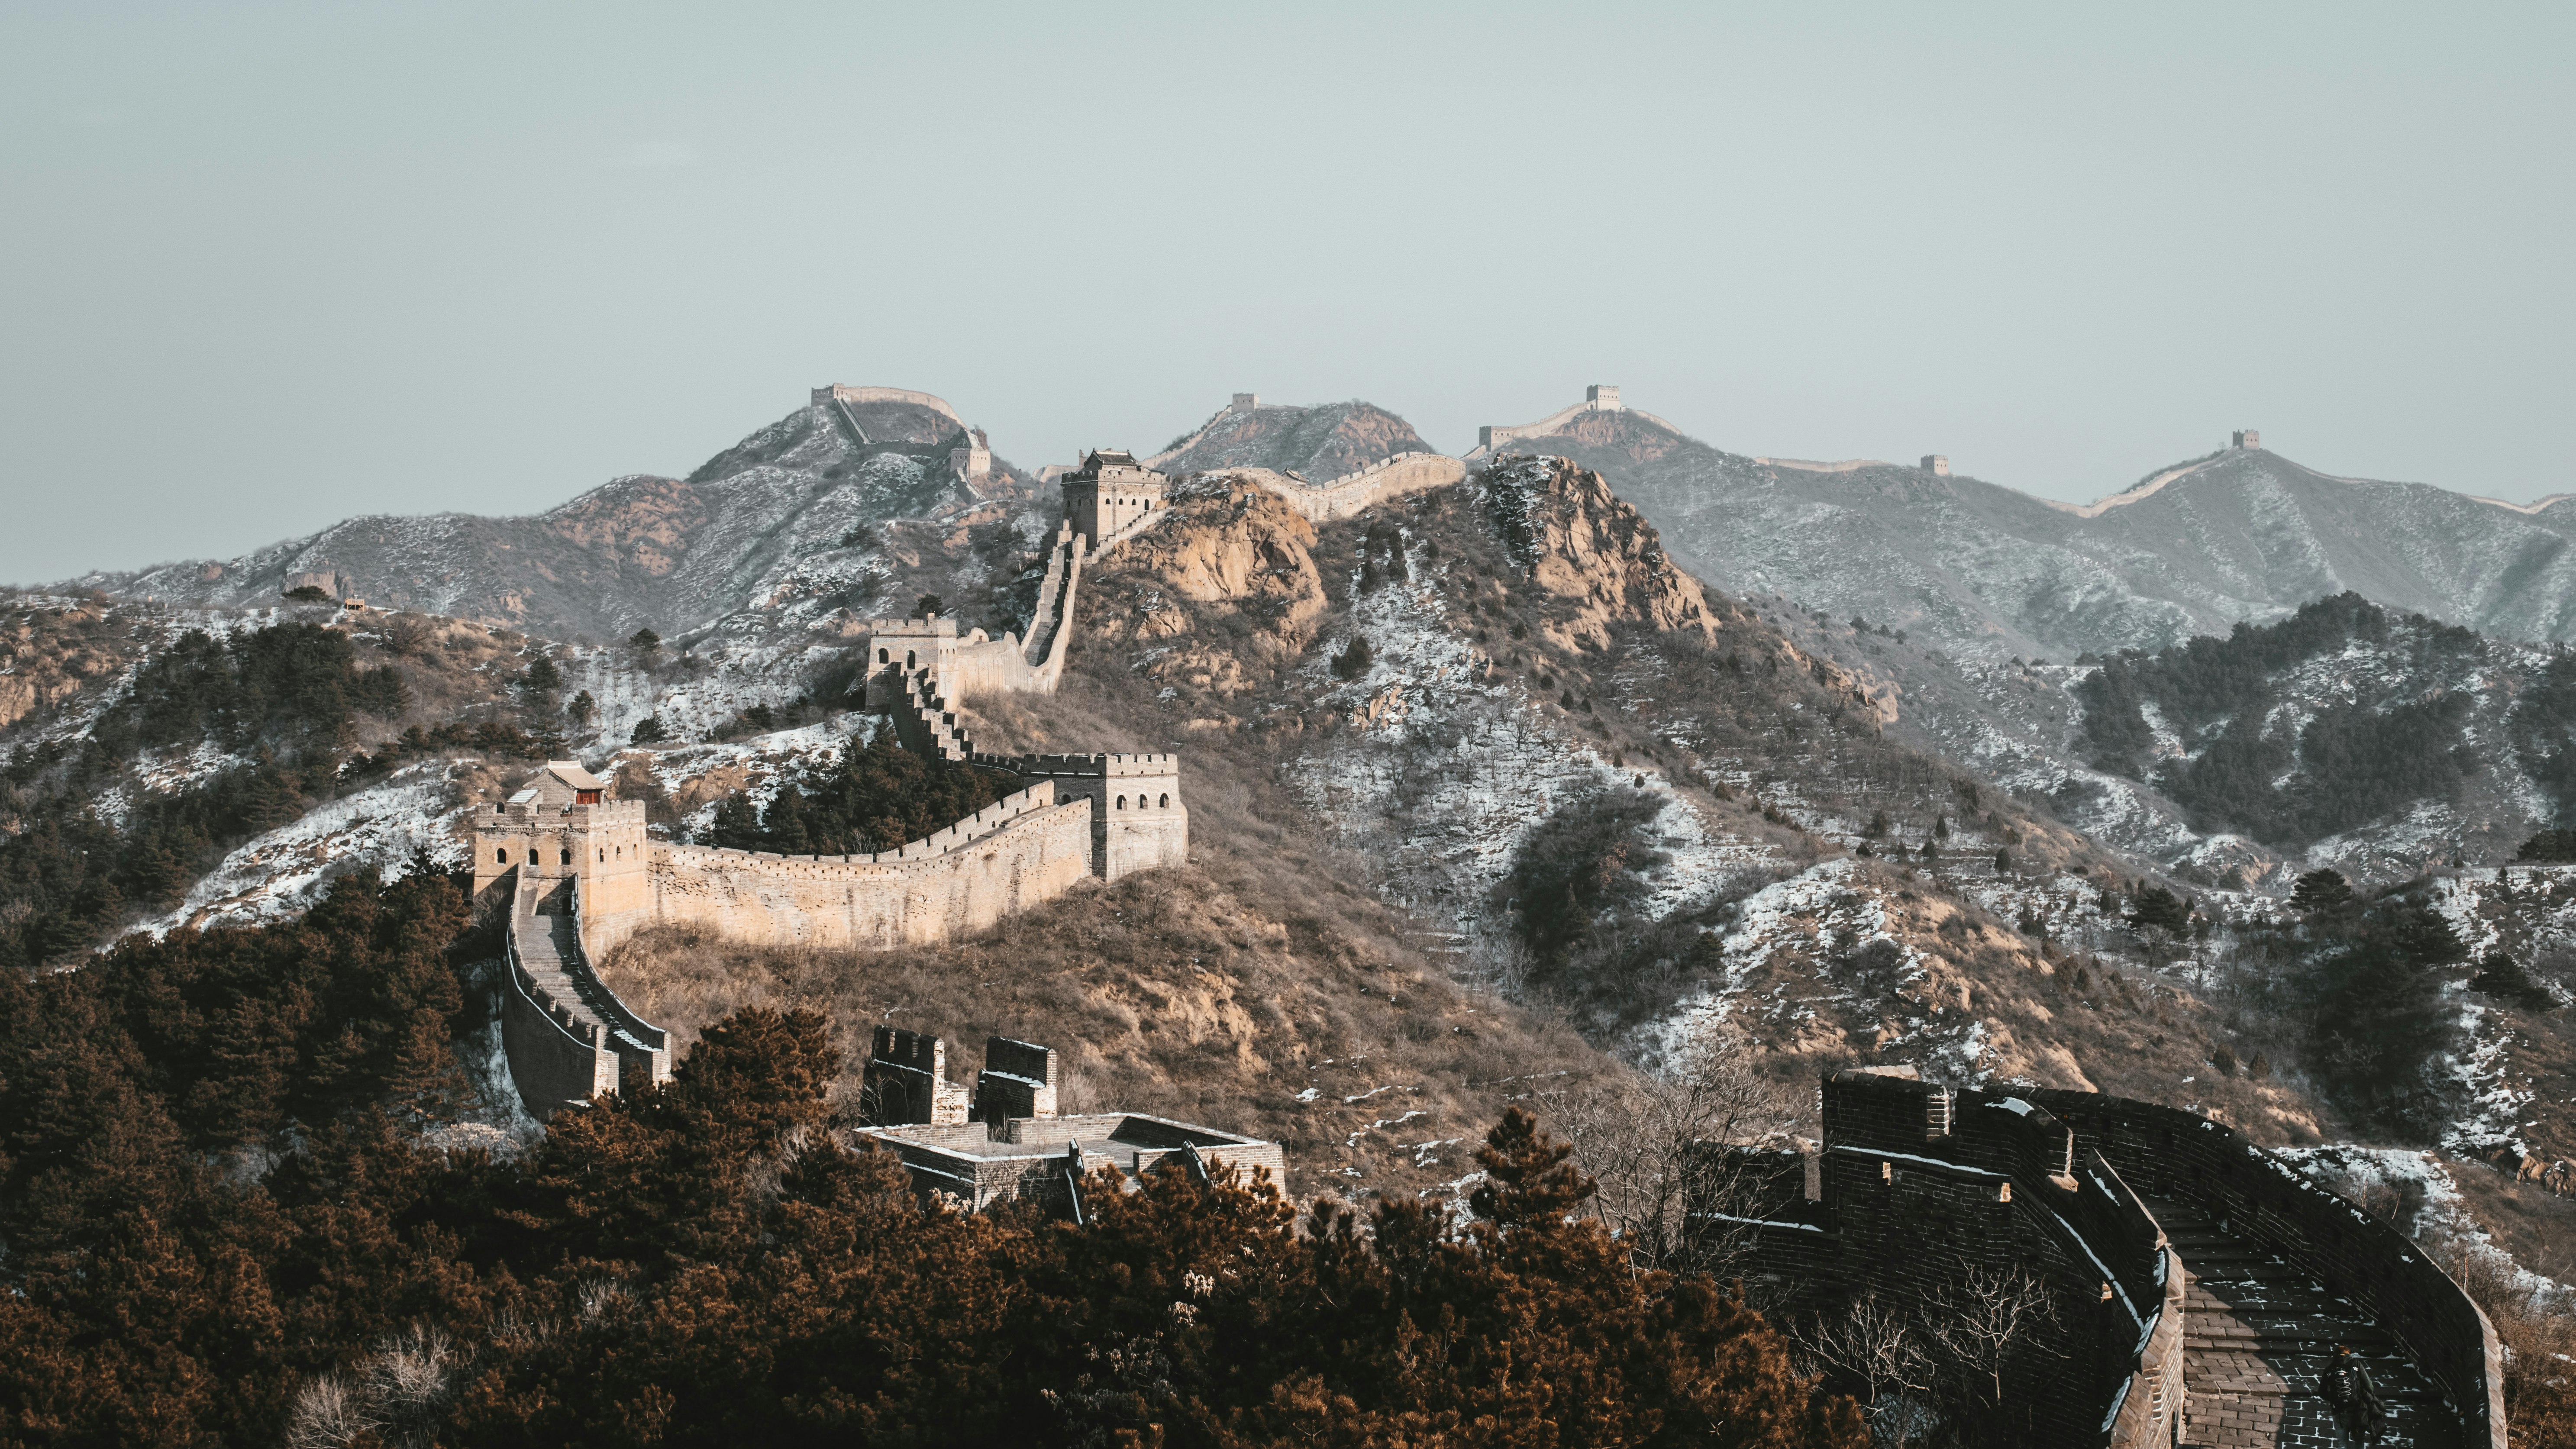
[2291,868,2354,913]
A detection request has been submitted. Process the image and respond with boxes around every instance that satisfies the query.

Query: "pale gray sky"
[4,2,2569,583]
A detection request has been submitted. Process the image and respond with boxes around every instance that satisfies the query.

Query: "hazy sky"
[4,3,2570,584]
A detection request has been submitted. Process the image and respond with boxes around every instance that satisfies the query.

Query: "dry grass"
[596,864,1611,1203]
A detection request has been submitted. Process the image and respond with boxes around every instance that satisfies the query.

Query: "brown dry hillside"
[596,867,1608,1204]
[600,457,2363,1215]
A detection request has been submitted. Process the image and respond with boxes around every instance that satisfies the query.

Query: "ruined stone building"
[855,1028,1284,1214]
[1716,1068,2504,1448]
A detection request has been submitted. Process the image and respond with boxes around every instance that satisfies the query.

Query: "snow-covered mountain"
[67,390,1030,643]
[1149,397,1434,481]
[1502,404,2576,662]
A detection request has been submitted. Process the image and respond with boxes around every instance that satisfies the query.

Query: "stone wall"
[810,384,964,425]
[2026,1090,2506,1447]
[1223,452,1468,523]
[1717,1071,2182,1448]
[983,752,1188,880]
[646,784,1095,949]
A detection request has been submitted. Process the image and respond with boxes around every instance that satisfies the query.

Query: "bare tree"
[1538,1026,1799,1277]
[1788,1292,1937,1447]
[1929,1263,2062,1441]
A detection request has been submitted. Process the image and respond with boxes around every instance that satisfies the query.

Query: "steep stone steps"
[2147,1196,2458,1448]
[512,885,650,1055]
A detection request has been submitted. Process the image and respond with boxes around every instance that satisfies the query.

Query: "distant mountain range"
[1495,399,2576,661]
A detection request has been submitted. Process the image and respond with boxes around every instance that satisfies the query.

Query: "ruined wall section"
[646,783,1094,949]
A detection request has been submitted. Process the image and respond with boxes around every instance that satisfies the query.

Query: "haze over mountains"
[62,381,2576,667]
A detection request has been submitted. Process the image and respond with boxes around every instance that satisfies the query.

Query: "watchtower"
[1229,392,1260,415]
[1921,455,1950,477]
[1586,384,1622,410]
[2234,429,2261,450]
[1060,449,1168,550]
[1009,752,1188,879]
[469,761,652,957]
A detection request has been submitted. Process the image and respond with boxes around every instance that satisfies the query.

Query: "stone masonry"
[1715,1070,2503,1448]
[855,1027,1283,1213]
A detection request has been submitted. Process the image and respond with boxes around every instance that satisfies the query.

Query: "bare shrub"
[1538,1025,1797,1275]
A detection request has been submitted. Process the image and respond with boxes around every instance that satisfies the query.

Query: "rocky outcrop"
[1481,454,1719,650]
[1083,488,1329,696]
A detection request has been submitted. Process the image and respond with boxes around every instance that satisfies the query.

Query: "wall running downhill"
[2025,1090,2508,1448]
[645,783,1095,949]
[500,872,671,1120]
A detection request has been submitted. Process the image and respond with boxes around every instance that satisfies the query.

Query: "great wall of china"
[1726,1069,2505,1447]
[477,437,1221,1120]
[463,387,2508,1447]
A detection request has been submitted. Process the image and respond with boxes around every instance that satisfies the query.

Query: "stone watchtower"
[1921,455,1950,477]
[2234,429,2261,450]
[470,761,652,958]
[1060,449,1168,550]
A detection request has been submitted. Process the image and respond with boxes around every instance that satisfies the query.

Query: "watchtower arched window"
[878,648,889,664]
[906,649,917,668]
[527,849,539,865]
[497,848,508,864]
[561,848,573,865]
[1116,795,1127,810]
[1159,793,1170,808]
[597,847,605,862]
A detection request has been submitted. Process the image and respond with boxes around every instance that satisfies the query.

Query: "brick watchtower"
[1061,449,1167,550]
[470,761,652,958]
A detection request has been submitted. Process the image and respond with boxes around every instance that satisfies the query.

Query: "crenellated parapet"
[976,751,1187,880]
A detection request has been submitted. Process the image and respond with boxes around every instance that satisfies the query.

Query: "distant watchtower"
[1921,455,1950,477]
[1586,384,1623,410]
[1229,392,1260,415]
[1061,449,1168,550]
[2234,429,2262,450]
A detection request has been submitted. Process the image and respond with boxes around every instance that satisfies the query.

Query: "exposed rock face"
[1481,455,1717,650]
[1083,488,1326,696]
[1152,400,1434,483]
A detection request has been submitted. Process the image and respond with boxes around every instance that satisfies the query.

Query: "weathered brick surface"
[2027,1091,2502,1448]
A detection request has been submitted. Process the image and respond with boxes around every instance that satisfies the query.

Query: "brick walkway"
[2148,1197,2458,1448]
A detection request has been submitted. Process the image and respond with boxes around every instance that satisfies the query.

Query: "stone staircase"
[510,880,659,1063]
[2148,1197,2456,1448]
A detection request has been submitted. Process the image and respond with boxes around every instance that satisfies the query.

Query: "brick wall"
[2025,1090,2505,1446]
[1712,1073,2180,1448]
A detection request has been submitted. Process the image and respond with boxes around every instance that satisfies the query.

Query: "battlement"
[865,1026,971,1126]
[1002,751,1181,777]
[867,615,959,639]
